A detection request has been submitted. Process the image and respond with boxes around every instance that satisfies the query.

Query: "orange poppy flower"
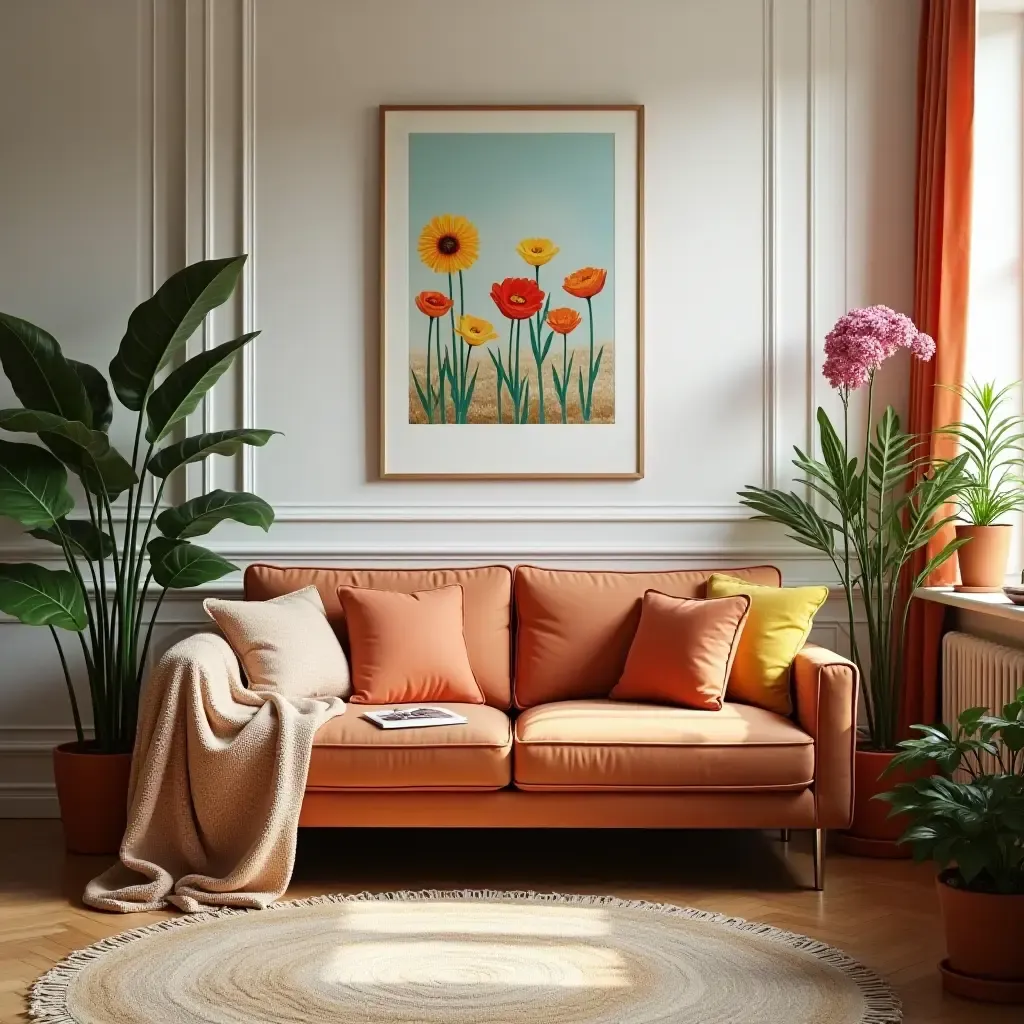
[490,277,545,320]
[546,307,582,335]
[563,267,607,300]
[415,290,454,318]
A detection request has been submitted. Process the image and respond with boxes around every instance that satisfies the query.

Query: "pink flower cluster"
[822,305,935,392]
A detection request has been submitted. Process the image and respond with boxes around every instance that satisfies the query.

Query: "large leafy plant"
[0,256,278,753]
[738,307,969,751]
[877,690,1024,895]
[941,379,1024,526]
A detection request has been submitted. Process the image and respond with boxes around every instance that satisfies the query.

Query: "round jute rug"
[31,890,901,1024]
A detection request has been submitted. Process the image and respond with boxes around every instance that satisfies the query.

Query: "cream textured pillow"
[204,586,351,699]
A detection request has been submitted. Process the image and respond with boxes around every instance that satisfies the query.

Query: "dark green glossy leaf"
[109,255,247,411]
[0,563,86,630]
[29,518,115,560]
[145,332,260,442]
[69,360,113,433]
[147,429,279,479]
[156,489,274,540]
[0,408,137,498]
[0,313,92,425]
[147,537,238,589]
[0,439,74,528]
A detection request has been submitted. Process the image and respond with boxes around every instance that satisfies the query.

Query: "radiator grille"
[942,631,1024,775]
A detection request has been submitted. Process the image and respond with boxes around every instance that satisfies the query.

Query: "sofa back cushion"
[244,565,512,708]
[512,565,782,708]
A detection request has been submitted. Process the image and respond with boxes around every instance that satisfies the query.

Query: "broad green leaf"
[0,313,92,425]
[145,332,260,442]
[109,255,247,411]
[411,370,430,419]
[0,439,74,528]
[0,408,137,498]
[29,518,115,561]
[147,428,279,478]
[69,360,113,433]
[0,563,86,630]
[148,537,238,589]
[156,489,274,539]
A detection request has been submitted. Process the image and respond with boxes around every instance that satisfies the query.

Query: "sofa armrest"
[792,644,859,829]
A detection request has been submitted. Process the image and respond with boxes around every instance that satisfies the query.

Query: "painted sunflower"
[454,314,499,346]
[418,215,480,274]
[516,237,560,267]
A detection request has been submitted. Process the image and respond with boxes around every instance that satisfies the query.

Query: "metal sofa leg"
[812,828,825,891]
[780,829,791,843]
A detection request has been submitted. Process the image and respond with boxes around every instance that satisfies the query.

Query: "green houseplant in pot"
[0,255,278,853]
[941,379,1024,591]
[876,693,1024,1002]
[738,307,969,855]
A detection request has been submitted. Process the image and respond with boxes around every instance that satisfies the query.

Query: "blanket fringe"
[30,889,902,1024]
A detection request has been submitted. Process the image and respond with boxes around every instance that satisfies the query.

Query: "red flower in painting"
[489,277,545,320]
[415,290,454,318]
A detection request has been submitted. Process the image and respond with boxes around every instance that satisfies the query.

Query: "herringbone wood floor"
[0,820,1017,1023]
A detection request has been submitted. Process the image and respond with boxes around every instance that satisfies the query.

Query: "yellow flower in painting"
[454,314,499,346]
[516,237,560,267]
[418,215,480,274]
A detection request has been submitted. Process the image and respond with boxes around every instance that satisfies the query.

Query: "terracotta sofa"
[244,563,858,889]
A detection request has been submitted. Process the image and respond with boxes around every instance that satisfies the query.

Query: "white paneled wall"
[0,0,918,814]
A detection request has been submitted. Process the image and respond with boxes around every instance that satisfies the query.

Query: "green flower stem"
[447,273,460,421]
[425,317,434,423]
[534,266,545,424]
[585,296,595,421]
[514,320,523,420]
[436,315,447,422]
[498,320,512,424]
[560,334,569,423]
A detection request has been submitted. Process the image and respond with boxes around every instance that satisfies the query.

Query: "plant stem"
[447,273,460,421]
[49,626,84,745]
[425,317,434,423]
[584,296,595,422]
[561,334,569,423]
[514,320,522,420]
[534,266,545,424]
[137,587,169,685]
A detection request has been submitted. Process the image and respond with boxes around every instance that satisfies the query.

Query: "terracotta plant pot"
[936,871,1024,1003]
[955,523,1012,592]
[833,748,930,858]
[52,742,132,855]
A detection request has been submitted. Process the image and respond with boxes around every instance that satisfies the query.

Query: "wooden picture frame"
[379,104,644,480]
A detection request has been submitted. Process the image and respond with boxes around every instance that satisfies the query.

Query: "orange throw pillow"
[337,584,485,705]
[609,590,751,711]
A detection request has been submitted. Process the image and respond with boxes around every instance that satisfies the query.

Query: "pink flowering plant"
[739,306,969,751]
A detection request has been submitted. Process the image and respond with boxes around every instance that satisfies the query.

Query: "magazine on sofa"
[362,706,469,730]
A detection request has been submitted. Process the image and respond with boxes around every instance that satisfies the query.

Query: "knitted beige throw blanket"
[84,632,345,914]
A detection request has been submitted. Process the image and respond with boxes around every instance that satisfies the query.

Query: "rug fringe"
[29,889,902,1024]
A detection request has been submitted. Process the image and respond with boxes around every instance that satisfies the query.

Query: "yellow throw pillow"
[705,574,828,715]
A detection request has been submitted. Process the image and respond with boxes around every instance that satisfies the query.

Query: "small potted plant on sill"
[0,255,279,854]
[941,380,1024,592]
[876,692,1024,1004]
[738,307,970,855]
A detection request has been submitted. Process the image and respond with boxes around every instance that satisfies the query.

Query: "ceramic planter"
[832,748,929,858]
[936,872,1024,1003]
[52,742,131,855]
[955,523,1012,592]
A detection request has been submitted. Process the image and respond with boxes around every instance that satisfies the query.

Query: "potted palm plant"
[0,255,279,854]
[941,380,1024,591]
[877,693,1024,1003]
[738,306,970,855]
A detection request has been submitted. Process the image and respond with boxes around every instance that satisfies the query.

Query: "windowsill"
[914,586,1024,623]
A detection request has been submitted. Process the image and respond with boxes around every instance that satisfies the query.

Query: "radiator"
[942,631,1024,775]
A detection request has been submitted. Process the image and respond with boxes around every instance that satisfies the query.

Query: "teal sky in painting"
[407,132,615,353]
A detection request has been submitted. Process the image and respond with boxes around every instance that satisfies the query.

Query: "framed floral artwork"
[379,105,644,479]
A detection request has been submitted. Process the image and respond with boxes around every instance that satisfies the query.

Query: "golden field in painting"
[409,344,615,425]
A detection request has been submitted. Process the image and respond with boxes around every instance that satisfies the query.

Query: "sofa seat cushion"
[513,700,814,791]
[307,703,512,791]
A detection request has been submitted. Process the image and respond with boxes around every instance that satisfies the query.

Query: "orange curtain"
[901,0,975,733]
